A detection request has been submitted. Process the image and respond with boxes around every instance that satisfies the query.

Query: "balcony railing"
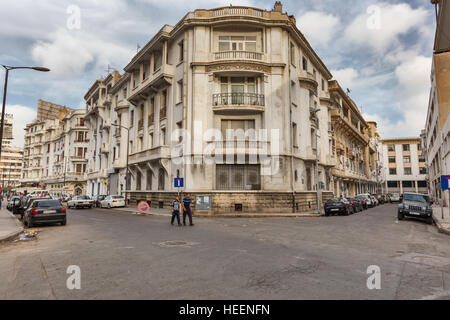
[213,51,263,61]
[213,93,265,106]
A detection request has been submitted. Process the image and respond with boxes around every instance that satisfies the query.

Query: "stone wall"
[128,191,334,214]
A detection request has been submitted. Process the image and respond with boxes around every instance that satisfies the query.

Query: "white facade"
[382,138,427,194]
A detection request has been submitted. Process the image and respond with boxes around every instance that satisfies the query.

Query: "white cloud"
[344,3,428,54]
[330,67,359,90]
[6,104,36,148]
[297,11,340,47]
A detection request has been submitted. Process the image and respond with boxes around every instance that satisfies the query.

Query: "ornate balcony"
[213,51,263,61]
[212,93,265,114]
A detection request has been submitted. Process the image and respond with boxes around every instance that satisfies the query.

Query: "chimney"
[273,1,282,13]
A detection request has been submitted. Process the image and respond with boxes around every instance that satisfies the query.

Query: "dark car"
[19,196,52,219]
[356,195,369,209]
[347,197,363,213]
[376,194,385,204]
[324,198,353,216]
[93,195,107,208]
[23,199,67,227]
[398,193,433,225]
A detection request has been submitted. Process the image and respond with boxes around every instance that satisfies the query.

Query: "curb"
[0,210,24,242]
[433,216,450,235]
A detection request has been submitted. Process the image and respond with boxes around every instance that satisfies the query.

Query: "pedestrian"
[171,196,182,226]
[182,193,194,226]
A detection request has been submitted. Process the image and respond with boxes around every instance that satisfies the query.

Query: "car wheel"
[107,203,111,209]
[345,208,350,216]
[61,219,66,226]
[427,217,433,225]
[28,218,34,228]
[398,212,404,220]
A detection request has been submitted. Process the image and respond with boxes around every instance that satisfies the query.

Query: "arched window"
[146,170,152,190]
[136,171,142,190]
[158,168,165,190]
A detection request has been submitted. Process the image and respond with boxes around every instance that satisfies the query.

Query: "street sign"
[441,175,450,190]
[137,201,150,214]
[174,178,184,188]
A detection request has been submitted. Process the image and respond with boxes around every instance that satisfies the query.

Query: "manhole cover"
[157,241,198,248]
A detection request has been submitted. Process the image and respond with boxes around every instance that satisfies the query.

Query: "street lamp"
[111,123,130,206]
[311,107,321,214]
[1,65,50,158]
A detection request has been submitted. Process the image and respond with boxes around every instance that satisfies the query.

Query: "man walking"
[171,196,182,226]
[182,194,194,226]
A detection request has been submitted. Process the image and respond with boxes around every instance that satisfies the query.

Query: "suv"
[398,193,433,224]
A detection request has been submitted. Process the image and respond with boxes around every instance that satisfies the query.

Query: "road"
[1,203,449,300]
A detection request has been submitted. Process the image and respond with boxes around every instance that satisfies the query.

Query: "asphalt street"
[1,203,449,300]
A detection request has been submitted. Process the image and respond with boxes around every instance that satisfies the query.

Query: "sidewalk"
[0,206,24,242]
[110,206,320,218]
[432,206,450,235]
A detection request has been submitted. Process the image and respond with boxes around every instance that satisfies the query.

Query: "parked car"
[324,198,353,216]
[93,195,107,208]
[347,197,363,213]
[23,199,67,227]
[376,194,385,204]
[371,195,379,206]
[67,195,94,209]
[389,193,401,203]
[100,195,126,208]
[7,196,20,211]
[357,194,373,208]
[398,193,433,225]
[356,195,369,209]
[17,196,52,218]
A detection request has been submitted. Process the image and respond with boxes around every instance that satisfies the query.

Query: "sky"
[0,0,437,147]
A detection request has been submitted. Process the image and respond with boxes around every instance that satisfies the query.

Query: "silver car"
[67,195,94,209]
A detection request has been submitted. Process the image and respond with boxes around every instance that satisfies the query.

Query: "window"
[160,128,166,146]
[221,120,255,140]
[178,40,184,62]
[404,167,412,175]
[321,79,325,91]
[158,168,165,190]
[417,143,422,151]
[218,35,257,52]
[420,167,427,174]
[403,156,411,163]
[290,42,295,65]
[388,144,395,152]
[302,57,308,71]
[146,170,152,190]
[216,164,261,190]
[177,80,183,103]
[130,110,134,127]
[388,156,396,163]
[389,168,397,175]
[136,171,142,190]
[292,122,298,147]
[402,144,410,151]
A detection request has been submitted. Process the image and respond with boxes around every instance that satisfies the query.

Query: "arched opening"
[158,168,165,190]
[146,169,153,190]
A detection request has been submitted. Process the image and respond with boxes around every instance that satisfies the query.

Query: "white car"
[100,195,126,208]
[389,193,401,202]
[67,195,94,209]
[357,194,373,208]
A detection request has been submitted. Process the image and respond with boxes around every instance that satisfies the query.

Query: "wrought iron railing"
[213,93,265,106]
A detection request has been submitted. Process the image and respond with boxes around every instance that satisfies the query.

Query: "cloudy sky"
[0,0,436,147]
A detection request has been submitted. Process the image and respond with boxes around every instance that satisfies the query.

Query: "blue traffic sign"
[174,178,184,188]
[441,175,450,190]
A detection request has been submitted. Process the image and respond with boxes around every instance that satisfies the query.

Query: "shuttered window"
[216,164,261,190]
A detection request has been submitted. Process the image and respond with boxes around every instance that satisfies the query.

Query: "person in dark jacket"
[182,194,194,226]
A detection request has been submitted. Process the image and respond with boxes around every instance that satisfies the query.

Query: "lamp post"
[111,123,130,206]
[1,65,50,158]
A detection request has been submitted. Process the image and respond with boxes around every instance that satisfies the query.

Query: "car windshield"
[392,193,399,197]
[327,198,341,203]
[36,200,62,207]
[112,196,124,199]
[78,196,90,200]
[403,194,429,203]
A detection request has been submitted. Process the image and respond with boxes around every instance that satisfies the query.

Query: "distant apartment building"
[382,137,427,195]
[424,0,450,205]
[0,113,23,190]
[328,81,383,197]
[1,113,14,149]
[21,100,88,195]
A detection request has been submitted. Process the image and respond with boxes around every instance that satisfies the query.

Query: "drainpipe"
[288,41,295,213]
